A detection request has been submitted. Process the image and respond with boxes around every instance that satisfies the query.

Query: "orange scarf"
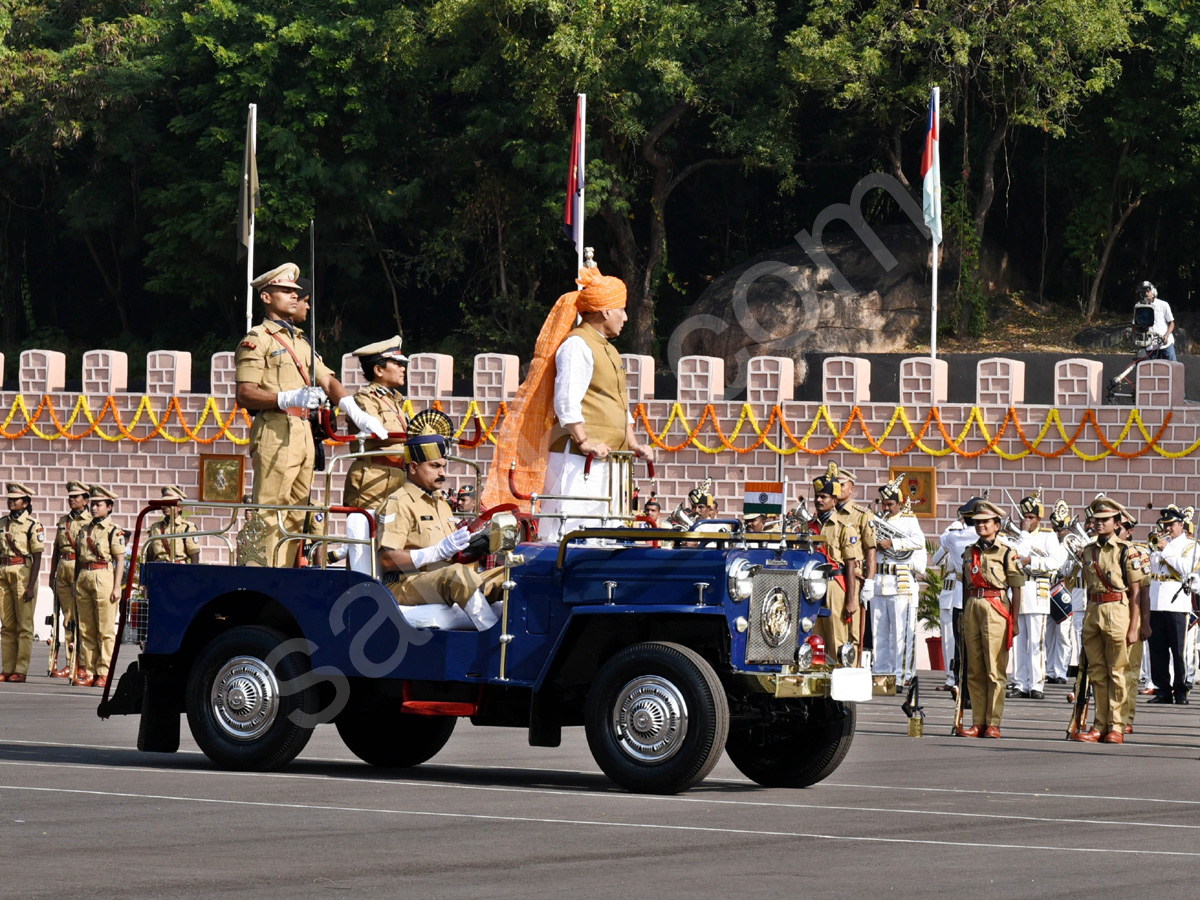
[482,267,626,510]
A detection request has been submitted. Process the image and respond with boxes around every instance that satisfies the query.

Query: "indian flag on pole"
[921,86,942,246]
[743,482,784,516]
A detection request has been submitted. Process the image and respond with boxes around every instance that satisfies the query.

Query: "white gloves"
[339,396,389,439]
[410,526,472,569]
[277,386,327,411]
[1185,573,1200,595]
[860,579,875,603]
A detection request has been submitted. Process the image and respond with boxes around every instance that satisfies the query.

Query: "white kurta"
[539,335,634,543]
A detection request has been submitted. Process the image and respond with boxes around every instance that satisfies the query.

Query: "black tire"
[336,704,456,768]
[725,699,856,788]
[185,626,317,771]
[585,642,729,794]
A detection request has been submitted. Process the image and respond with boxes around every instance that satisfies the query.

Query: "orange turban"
[482,268,627,510]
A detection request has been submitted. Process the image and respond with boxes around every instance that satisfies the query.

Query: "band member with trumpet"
[1148,505,1196,705]
[810,463,863,665]
[957,500,1025,738]
[868,473,926,684]
[1009,489,1067,699]
[1071,496,1143,744]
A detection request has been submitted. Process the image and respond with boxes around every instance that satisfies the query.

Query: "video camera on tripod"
[1127,281,1163,352]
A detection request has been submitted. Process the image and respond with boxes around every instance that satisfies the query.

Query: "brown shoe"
[956,725,981,738]
[1124,724,1133,735]
[93,675,108,689]
[1070,728,1102,742]
[0,673,8,682]
[6,673,26,684]
[51,666,70,679]
[75,672,94,687]
[982,726,1001,739]
[1101,730,1125,744]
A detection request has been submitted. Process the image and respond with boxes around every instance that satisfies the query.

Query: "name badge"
[420,515,434,521]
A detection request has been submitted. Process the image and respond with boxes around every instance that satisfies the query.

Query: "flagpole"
[929,87,939,360]
[577,93,586,274]
[245,102,257,334]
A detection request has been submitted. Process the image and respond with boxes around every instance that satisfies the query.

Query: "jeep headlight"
[727,557,757,601]
[800,559,829,602]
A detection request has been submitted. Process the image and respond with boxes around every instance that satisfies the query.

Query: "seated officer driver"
[376,410,504,630]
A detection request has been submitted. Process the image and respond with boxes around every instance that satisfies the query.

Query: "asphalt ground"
[3,649,1200,899]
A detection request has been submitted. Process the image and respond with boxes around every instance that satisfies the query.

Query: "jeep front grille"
[744,570,802,665]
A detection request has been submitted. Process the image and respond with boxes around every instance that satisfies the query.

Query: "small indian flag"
[743,482,784,516]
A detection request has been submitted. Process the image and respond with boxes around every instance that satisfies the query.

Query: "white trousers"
[1013,612,1047,692]
[1186,620,1198,683]
[871,591,915,679]
[939,605,956,685]
[538,451,615,542]
[1045,615,1074,680]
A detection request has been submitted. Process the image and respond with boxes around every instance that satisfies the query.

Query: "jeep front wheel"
[585,642,729,794]
[336,703,456,768]
[724,699,856,788]
[185,626,317,771]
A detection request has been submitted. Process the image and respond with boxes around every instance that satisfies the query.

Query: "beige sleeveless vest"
[549,322,630,452]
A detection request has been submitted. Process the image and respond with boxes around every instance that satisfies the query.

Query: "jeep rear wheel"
[336,704,456,768]
[185,626,317,771]
[585,642,729,795]
[725,699,856,788]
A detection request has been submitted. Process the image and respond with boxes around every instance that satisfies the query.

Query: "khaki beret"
[66,481,90,497]
[969,500,1006,521]
[351,335,407,363]
[1087,495,1124,520]
[5,482,33,499]
[161,485,186,501]
[251,263,302,292]
[88,485,118,503]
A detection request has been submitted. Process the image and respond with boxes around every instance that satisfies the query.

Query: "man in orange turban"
[482,266,653,538]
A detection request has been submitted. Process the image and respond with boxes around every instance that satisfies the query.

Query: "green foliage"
[919,541,944,634]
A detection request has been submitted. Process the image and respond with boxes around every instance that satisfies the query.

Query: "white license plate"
[830,667,872,703]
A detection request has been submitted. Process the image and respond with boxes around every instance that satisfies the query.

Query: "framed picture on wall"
[199,453,245,504]
[888,466,936,517]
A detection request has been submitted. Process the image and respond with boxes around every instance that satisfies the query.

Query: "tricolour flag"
[237,106,261,260]
[920,86,942,246]
[563,95,585,255]
[743,481,784,516]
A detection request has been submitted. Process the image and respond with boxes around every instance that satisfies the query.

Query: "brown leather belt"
[60,551,76,561]
[80,562,111,571]
[965,587,1004,600]
[1090,591,1125,604]
[261,407,311,420]
[0,556,26,566]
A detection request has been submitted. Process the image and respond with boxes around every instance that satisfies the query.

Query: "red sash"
[810,519,848,593]
[969,547,1014,649]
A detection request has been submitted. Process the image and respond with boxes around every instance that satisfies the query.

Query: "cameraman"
[1137,281,1177,361]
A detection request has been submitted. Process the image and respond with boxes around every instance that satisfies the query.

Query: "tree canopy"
[0,1,1192,381]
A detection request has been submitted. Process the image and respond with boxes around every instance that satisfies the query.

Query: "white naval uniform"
[937,521,977,686]
[1013,527,1067,693]
[1150,532,1198,689]
[1044,532,1076,681]
[538,335,634,542]
[869,511,925,679]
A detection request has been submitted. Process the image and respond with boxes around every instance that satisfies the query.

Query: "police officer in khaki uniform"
[1116,511,1151,734]
[0,483,45,683]
[808,463,863,664]
[1071,496,1143,744]
[376,411,504,626]
[957,500,1025,738]
[235,263,387,567]
[48,481,91,678]
[836,470,878,613]
[145,486,200,564]
[73,485,126,688]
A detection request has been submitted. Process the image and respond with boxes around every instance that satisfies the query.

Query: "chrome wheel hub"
[210,655,280,741]
[611,675,689,763]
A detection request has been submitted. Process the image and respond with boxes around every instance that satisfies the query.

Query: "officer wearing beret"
[72,485,126,688]
[341,336,410,572]
[0,483,45,683]
[1071,496,1143,744]
[376,411,504,629]
[235,263,387,567]
[145,486,200,564]
[836,469,878,618]
[1148,505,1196,705]
[808,463,863,665]
[957,500,1025,738]
[47,481,91,678]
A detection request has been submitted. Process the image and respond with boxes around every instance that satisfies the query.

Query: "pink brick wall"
[6,350,1199,600]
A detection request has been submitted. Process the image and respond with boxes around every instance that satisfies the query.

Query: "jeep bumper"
[747,667,873,703]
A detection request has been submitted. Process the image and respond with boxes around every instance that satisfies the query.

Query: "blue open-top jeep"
[102,465,870,795]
